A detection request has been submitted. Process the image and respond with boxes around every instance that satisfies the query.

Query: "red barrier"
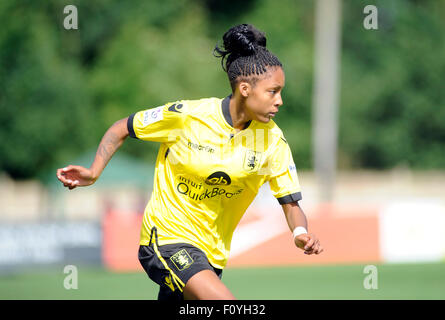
[102,210,143,271]
[228,204,381,267]
[102,204,381,271]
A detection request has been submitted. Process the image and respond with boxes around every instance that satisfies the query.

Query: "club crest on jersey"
[243,150,262,172]
[170,249,194,271]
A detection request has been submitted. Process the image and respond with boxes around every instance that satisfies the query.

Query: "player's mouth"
[268,112,277,118]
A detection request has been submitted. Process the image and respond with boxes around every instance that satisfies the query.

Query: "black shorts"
[138,227,223,301]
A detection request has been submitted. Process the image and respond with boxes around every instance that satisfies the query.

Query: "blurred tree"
[340,0,445,169]
[0,0,94,179]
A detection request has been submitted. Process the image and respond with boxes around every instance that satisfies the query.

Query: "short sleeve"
[265,138,302,204]
[127,101,186,143]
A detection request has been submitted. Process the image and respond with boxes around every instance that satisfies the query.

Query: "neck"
[229,94,252,131]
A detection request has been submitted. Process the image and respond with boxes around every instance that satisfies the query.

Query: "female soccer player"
[57,24,323,300]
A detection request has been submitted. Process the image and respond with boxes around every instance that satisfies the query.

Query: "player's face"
[244,66,285,123]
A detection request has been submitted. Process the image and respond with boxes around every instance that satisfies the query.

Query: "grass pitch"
[1,262,444,300]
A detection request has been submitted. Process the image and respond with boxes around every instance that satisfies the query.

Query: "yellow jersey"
[127,96,302,269]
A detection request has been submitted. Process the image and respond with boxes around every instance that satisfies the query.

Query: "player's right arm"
[57,100,187,190]
[56,117,129,190]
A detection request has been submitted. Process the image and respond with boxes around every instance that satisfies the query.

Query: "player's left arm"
[281,202,324,255]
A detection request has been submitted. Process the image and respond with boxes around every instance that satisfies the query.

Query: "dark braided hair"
[214,24,282,91]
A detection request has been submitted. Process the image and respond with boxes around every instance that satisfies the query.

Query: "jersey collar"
[221,95,252,130]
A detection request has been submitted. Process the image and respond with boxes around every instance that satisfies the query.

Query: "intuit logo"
[176,175,242,201]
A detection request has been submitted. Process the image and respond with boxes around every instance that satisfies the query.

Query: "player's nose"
[274,93,283,107]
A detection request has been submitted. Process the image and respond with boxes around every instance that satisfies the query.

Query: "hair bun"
[221,24,267,56]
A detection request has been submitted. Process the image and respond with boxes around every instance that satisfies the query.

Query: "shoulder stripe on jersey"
[277,192,302,205]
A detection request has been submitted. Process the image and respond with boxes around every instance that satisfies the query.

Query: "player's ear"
[238,81,251,98]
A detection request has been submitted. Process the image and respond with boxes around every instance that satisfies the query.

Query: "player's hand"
[294,233,324,255]
[56,165,97,190]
